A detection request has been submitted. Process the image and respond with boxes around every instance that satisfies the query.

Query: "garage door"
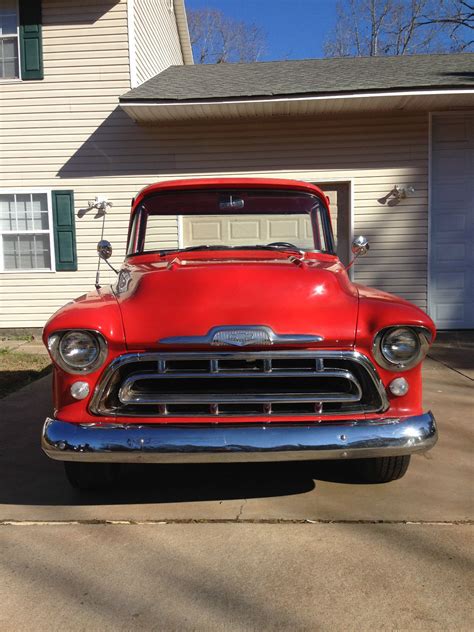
[182,182,350,263]
[430,114,474,329]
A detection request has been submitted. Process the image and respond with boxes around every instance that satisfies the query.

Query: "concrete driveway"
[1,337,473,630]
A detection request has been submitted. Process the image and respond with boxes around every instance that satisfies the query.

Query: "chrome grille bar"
[119,390,362,406]
[89,350,389,418]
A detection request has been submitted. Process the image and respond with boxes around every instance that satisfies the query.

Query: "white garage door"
[182,183,350,263]
[430,113,474,329]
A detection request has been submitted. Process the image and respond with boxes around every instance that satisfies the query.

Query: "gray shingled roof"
[120,53,474,103]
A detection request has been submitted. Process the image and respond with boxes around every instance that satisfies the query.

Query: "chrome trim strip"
[117,367,362,406]
[118,389,362,406]
[116,368,355,379]
[159,326,324,347]
[42,412,437,463]
[89,350,390,417]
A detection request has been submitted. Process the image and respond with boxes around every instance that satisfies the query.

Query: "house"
[0,0,193,330]
[0,2,473,331]
[118,55,474,330]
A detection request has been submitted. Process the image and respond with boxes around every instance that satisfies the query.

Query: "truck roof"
[132,178,328,213]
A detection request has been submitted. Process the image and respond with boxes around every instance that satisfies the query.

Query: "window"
[0,0,19,79]
[0,192,55,271]
[128,189,335,256]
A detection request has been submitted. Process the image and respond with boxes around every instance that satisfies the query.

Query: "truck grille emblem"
[159,326,324,347]
[211,328,272,346]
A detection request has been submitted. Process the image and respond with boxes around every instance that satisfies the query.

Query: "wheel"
[349,455,411,484]
[64,461,119,491]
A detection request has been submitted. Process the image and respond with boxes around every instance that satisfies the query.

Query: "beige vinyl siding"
[0,5,429,330]
[132,0,184,87]
[0,106,428,326]
[0,0,136,327]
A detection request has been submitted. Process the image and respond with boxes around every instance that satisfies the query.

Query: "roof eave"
[120,88,474,123]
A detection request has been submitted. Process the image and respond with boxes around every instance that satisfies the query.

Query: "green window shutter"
[19,0,44,80]
[52,191,77,271]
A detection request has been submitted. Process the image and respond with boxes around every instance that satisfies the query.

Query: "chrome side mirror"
[351,235,369,257]
[97,239,112,260]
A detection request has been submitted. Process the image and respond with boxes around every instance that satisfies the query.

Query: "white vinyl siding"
[131,0,184,87]
[0,81,429,326]
[0,0,133,326]
[0,0,429,327]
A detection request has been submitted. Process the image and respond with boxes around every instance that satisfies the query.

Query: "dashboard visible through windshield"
[127,189,334,256]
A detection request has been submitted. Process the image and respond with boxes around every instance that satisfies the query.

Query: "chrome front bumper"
[42,413,437,463]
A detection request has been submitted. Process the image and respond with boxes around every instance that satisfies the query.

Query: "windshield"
[127,189,334,256]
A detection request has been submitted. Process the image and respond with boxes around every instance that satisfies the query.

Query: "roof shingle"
[120,53,474,103]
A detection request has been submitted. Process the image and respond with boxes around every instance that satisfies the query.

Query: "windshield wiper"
[158,245,234,256]
[236,245,302,253]
[158,244,304,257]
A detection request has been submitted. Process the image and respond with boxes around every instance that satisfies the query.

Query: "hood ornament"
[159,326,324,347]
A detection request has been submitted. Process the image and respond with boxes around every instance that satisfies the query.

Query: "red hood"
[116,257,359,350]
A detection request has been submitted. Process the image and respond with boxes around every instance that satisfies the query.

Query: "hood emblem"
[159,326,324,347]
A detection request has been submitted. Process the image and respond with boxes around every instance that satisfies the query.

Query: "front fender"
[355,285,436,416]
[42,287,127,415]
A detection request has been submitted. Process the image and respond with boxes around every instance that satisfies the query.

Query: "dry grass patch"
[0,348,51,398]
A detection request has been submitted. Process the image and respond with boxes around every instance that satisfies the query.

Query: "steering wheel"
[267,242,301,251]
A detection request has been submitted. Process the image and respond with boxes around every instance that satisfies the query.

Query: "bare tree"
[188,8,266,63]
[418,0,473,50]
[324,0,473,57]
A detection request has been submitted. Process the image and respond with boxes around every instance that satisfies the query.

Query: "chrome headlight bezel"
[372,326,432,371]
[48,330,108,375]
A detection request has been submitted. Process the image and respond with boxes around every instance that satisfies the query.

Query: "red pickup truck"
[42,178,437,489]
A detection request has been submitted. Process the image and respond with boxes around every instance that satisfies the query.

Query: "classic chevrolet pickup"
[42,178,437,489]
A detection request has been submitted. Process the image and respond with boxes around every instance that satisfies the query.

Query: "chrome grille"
[90,351,388,418]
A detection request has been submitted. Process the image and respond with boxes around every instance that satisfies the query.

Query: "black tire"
[350,455,411,484]
[64,461,119,491]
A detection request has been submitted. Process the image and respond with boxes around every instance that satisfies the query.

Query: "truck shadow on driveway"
[71,460,364,505]
[0,376,371,507]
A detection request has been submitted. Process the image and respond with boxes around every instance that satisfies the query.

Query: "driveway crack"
[236,499,247,521]
[428,354,474,382]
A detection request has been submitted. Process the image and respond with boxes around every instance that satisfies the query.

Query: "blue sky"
[185,0,338,60]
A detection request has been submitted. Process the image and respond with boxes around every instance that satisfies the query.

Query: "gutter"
[120,87,474,108]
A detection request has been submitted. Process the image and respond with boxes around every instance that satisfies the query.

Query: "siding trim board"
[131,0,185,88]
[314,179,353,268]
[127,0,138,88]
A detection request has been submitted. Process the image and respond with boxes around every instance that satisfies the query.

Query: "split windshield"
[127,189,334,256]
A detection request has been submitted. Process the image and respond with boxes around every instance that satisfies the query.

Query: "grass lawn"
[0,348,51,398]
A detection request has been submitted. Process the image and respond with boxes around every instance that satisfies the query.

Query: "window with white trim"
[0,192,55,271]
[0,0,19,79]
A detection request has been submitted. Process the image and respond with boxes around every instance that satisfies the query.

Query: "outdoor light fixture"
[86,196,113,214]
[392,185,415,200]
[378,185,415,205]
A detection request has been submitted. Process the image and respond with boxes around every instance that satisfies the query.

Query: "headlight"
[373,326,431,371]
[48,330,107,374]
